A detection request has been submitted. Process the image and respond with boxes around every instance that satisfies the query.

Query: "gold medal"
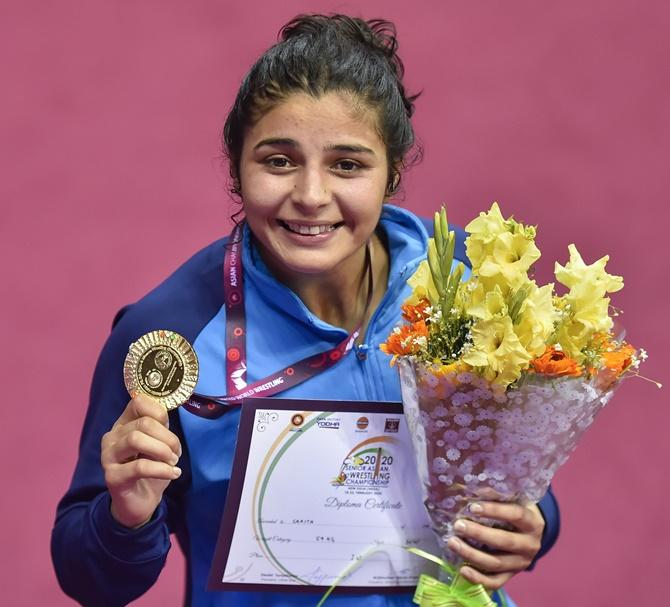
[123,330,199,410]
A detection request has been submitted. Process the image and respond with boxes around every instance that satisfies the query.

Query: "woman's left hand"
[446,502,545,591]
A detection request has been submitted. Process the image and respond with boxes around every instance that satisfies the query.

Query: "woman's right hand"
[101,393,183,529]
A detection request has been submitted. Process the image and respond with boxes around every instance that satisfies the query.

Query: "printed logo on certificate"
[209,399,439,594]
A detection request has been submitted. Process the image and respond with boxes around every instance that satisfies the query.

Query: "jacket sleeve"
[530,486,560,568]
[50,308,188,607]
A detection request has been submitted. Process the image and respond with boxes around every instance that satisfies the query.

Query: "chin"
[278,256,342,277]
[256,229,365,280]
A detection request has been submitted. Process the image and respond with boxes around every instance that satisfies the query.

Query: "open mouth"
[278,220,344,235]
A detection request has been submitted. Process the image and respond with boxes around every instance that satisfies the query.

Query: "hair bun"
[280,14,404,79]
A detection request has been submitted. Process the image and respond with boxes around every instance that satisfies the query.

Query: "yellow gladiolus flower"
[555,244,623,296]
[464,203,507,271]
[406,259,439,306]
[554,321,590,363]
[464,202,508,243]
[477,231,541,288]
[554,245,624,359]
[465,203,540,289]
[462,316,532,386]
[514,283,557,357]
[466,283,508,320]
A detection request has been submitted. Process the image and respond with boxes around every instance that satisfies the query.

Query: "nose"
[291,166,330,211]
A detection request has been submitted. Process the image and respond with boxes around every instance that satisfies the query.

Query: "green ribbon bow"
[317,546,504,607]
[413,572,496,607]
[407,547,499,607]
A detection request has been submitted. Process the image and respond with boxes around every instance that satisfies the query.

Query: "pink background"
[2,1,668,605]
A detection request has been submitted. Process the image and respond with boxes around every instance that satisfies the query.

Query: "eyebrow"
[325,144,376,156]
[253,138,376,156]
[253,138,296,150]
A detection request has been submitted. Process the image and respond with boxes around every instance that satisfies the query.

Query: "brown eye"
[335,160,359,172]
[267,156,291,168]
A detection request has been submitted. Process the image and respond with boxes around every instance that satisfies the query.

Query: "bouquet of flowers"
[381,203,655,606]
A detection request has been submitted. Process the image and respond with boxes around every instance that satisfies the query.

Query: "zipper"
[355,344,377,400]
[362,265,412,345]
[355,344,369,360]
[354,265,415,401]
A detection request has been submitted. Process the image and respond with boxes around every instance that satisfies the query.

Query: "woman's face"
[239,91,389,281]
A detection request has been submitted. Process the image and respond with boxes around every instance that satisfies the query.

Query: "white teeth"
[284,221,336,235]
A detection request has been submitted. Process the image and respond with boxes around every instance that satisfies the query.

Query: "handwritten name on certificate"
[209,399,439,593]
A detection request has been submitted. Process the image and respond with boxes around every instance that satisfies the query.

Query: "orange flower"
[602,342,635,376]
[530,346,583,377]
[380,320,429,364]
[401,298,431,323]
[591,332,611,347]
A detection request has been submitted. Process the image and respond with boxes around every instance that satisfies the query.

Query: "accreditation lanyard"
[183,224,372,420]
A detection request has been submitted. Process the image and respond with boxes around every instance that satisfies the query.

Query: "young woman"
[52,15,559,607]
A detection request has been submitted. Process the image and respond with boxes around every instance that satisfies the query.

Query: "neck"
[259,232,389,333]
[297,245,371,332]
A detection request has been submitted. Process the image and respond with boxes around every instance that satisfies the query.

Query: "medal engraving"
[124,330,199,409]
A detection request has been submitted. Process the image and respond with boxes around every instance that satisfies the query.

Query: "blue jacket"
[52,205,559,606]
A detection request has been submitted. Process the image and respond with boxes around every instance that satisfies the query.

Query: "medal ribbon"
[183,223,372,419]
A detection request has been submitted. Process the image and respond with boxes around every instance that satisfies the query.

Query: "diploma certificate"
[209,399,439,593]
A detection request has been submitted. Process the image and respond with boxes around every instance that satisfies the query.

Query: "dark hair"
[223,14,421,198]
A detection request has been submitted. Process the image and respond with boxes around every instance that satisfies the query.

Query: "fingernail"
[448,537,462,551]
[170,454,179,466]
[469,503,484,514]
[172,466,182,477]
[454,520,467,532]
[460,566,474,578]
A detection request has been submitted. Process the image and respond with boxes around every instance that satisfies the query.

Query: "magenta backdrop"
[2,1,668,605]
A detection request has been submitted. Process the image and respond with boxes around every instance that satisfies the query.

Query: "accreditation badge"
[123,330,199,409]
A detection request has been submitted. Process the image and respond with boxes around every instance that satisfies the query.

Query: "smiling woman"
[240,91,390,331]
[51,13,558,607]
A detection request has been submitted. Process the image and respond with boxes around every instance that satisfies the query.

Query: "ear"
[230,177,242,198]
[384,167,401,200]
